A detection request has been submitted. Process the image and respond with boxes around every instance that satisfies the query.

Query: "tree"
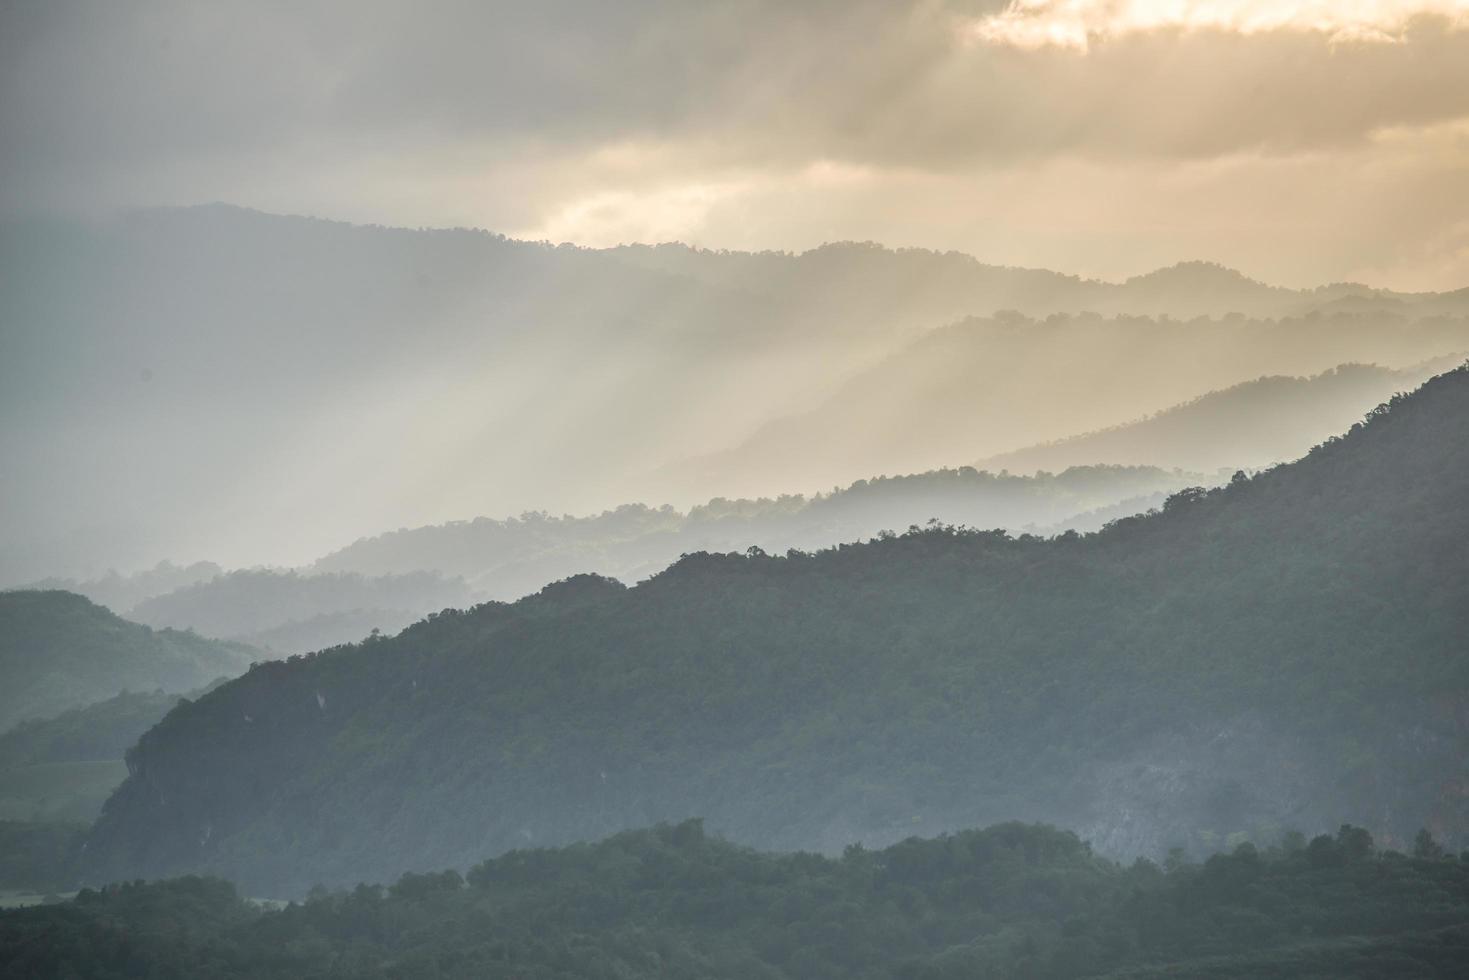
[1413,828,1445,860]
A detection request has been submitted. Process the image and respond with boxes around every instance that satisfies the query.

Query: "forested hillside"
[83,367,1469,895]
[0,591,254,729]
[980,359,1461,474]
[8,821,1469,979]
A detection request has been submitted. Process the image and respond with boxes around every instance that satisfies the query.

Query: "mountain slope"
[83,367,1469,895]
[0,591,255,730]
[668,313,1469,499]
[979,359,1462,474]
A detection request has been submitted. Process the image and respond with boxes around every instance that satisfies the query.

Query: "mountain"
[314,465,1205,598]
[80,366,1469,895]
[6,206,1469,581]
[668,313,1469,499]
[0,591,255,731]
[24,562,224,617]
[124,570,479,655]
[979,358,1464,475]
[7,820,1468,979]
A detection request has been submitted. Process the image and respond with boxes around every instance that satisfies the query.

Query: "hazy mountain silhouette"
[82,366,1469,894]
[123,569,477,656]
[313,464,1204,599]
[28,468,1202,654]
[0,591,254,730]
[6,206,1469,581]
[670,314,1469,499]
[979,358,1463,474]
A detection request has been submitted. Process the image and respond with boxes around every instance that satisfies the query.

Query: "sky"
[3,0,1468,290]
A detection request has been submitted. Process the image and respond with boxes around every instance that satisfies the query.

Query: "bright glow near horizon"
[971,0,1469,49]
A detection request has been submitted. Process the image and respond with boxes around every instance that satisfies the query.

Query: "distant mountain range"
[33,466,1209,653]
[979,357,1464,474]
[31,357,1459,655]
[81,365,1469,895]
[6,206,1469,580]
[668,315,1469,499]
[312,464,1208,597]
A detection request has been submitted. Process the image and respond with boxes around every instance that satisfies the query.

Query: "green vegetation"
[0,591,255,729]
[80,366,1469,896]
[5,821,1469,978]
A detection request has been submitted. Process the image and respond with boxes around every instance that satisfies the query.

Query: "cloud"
[969,1,1469,50]
[2,1,1467,288]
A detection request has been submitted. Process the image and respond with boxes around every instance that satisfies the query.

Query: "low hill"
[7,821,1469,979]
[0,591,254,730]
[82,367,1469,895]
[980,358,1463,474]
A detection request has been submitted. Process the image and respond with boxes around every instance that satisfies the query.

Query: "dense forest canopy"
[6,820,1469,979]
[79,366,1469,896]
